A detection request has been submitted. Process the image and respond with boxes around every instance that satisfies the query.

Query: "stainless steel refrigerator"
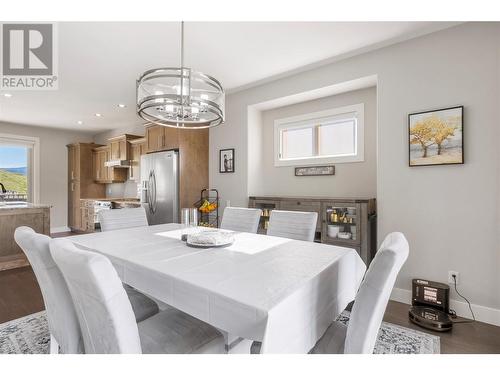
[140,150,179,225]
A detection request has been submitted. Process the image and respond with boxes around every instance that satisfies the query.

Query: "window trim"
[273,104,364,167]
[0,133,41,203]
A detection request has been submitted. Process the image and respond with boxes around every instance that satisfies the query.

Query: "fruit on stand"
[199,199,217,213]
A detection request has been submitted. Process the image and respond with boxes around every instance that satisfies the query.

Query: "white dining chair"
[49,238,225,354]
[266,210,318,242]
[14,226,159,353]
[14,227,83,354]
[250,232,409,354]
[310,232,409,354]
[98,207,148,232]
[220,207,262,233]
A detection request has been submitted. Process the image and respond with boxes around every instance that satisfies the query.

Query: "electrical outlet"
[448,271,460,285]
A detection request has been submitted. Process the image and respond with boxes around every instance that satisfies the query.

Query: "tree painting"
[409,107,463,166]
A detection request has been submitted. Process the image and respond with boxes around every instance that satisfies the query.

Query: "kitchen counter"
[80,197,141,208]
[0,203,50,271]
[0,202,52,211]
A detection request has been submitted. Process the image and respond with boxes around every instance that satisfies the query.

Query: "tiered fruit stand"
[194,189,219,228]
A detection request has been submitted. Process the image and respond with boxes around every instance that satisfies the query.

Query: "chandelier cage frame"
[136,22,225,129]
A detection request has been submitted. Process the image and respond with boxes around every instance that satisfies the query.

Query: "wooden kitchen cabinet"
[129,137,146,181]
[92,145,127,183]
[178,129,209,210]
[108,134,142,161]
[92,146,108,183]
[145,125,179,153]
[67,143,106,232]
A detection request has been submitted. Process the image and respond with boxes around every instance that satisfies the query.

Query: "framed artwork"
[409,106,464,167]
[295,165,335,176]
[219,148,235,173]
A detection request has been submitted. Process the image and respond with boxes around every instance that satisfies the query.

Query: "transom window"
[274,104,364,166]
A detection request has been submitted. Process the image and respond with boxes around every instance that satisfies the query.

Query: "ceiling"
[0,22,457,133]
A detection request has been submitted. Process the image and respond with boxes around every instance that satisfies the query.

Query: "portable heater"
[408,279,453,332]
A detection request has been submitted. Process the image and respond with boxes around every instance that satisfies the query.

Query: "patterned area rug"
[0,310,440,354]
[0,312,50,354]
[337,311,440,354]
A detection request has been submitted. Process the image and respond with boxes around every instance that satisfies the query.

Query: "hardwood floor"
[1,232,500,353]
[383,301,500,354]
[0,266,44,324]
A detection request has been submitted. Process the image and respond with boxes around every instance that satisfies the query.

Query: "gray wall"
[249,87,376,197]
[0,121,93,230]
[209,23,500,317]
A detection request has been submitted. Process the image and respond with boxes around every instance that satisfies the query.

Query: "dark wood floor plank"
[384,301,500,354]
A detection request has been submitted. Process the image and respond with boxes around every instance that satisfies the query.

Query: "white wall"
[210,23,500,321]
[249,87,376,198]
[0,121,93,231]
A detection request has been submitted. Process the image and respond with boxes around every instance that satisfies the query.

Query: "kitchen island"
[0,202,51,271]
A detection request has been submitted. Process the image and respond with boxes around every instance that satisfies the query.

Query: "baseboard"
[50,226,70,234]
[390,287,500,327]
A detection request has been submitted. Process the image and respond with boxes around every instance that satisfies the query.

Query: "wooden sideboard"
[249,196,377,265]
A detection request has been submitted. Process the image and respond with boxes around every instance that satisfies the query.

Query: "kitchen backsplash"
[106,180,139,198]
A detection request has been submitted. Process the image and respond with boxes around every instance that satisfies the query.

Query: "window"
[274,104,364,166]
[0,134,40,203]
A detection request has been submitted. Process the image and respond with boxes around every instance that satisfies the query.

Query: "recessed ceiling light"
[3,93,12,98]
[77,120,83,125]
[95,113,102,117]
[118,103,126,108]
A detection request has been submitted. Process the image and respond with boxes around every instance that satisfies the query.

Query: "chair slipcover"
[220,207,262,233]
[50,238,225,354]
[14,227,83,354]
[311,232,409,354]
[267,210,318,242]
[98,207,148,232]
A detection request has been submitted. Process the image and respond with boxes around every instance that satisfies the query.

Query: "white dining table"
[69,224,366,353]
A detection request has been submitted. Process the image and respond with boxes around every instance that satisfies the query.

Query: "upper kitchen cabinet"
[108,134,143,161]
[129,137,147,181]
[92,145,127,184]
[67,143,106,231]
[145,124,179,153]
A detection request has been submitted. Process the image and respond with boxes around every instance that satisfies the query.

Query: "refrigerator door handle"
[151,170,157,214]
[148,170,154,214]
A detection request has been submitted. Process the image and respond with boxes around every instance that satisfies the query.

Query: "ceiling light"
[3,93,12,98]
[95,113,102,117]
[118,104,126,108]
[77,120,83,125]
[137,22,225,129]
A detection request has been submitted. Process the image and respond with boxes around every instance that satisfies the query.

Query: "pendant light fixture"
[137,22,225,129]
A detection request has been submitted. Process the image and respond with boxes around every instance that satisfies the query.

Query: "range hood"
[105,160,131,168]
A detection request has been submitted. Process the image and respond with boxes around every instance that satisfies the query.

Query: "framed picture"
[295,165,335,176]
[409,106,464,167]
[219,148,235,173]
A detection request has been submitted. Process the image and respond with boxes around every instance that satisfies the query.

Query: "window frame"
[273,104,364,167]
[0,133,40,203]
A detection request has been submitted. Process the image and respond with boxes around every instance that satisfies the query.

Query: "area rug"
[337,311,440,354]
[0,311,50,354]
[0,310,440,354]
